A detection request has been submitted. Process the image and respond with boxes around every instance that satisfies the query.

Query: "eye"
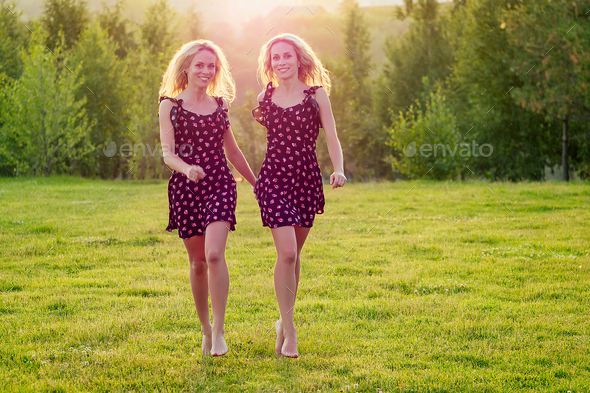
[285,54,291,58]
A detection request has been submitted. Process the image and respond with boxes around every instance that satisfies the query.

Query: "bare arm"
[315,88,347,189]
[159,99,204,182]
[222,98,257,187]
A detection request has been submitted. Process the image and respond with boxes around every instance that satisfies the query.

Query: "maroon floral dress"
[252,82,325,228]
[160,96,237,239]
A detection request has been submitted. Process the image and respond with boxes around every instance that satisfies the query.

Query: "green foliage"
[0,0,29,81]
[505,0,590,180]
[2,32,91,176]
[389,84,463,179]
[377,0,452,128]
[140,0,174,56]
[0,78,18,176]
[126,47,169,179]
[328,1,391,180]
[176,5,202,43]
[126,0,177,179]
[41,0,89,51]
[70,22,131,178]
[98,0,136,59]
[231,89,267,173]
[444,0,557,181]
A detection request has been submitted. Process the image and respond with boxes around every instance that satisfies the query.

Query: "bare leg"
[204,221,231,356]
[274,225,311,357]
[294,226,311,295]
[271,226,300,357]
[182,235,212,355]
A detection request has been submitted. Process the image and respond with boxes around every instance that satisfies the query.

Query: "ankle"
[211,326,225,336]
[282,323,296,337]
[201,324,212,336]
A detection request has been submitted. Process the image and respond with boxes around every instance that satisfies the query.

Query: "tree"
[389,83,463,180]
[127,0,177,179]
[506,0,590,181]
[177,5,202,43]
[0,0,29,175]
[231,89,266,173]
[0,0,28,81]
[140,0,174,56]
[444,0,555,181]
[98,0,136,59]
[70,22,131,178]
[2,32,91,176]
[377,0,451,128]
[42,0,89,51]
[328,1,390,179]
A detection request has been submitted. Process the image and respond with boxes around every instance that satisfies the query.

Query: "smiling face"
[186,48,217,88]
[270,41,299,80]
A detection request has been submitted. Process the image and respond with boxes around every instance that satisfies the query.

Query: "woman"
[159,40,257,356]
[253,33,347,358]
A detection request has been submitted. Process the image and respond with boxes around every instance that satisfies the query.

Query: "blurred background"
[1,0,589,181]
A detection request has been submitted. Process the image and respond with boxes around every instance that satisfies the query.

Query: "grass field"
[1,177,589,392]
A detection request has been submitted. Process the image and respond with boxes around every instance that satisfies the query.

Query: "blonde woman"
[159,40,257,356]
[252,33,347,357]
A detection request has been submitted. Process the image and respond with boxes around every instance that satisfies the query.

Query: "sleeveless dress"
[252,82,325,228]
[160,96,237,239]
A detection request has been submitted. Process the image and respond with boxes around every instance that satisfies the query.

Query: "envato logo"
[103,141,195,158]
[402,141,493,158]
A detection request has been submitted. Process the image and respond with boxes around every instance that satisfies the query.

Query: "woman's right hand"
[185,165,205,182]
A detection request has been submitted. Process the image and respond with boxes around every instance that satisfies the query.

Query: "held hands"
[330,171,347,190]
[185,165,205,182]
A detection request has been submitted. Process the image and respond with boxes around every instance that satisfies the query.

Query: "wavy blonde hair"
[159,40,235,102]
[257,33,331,95]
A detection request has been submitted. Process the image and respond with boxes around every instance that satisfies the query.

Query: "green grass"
[1,177,589,392]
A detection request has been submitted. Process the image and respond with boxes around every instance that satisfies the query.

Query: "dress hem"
[166,219,236,239]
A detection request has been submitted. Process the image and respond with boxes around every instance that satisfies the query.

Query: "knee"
[190,258,207,275]
[205,249,224,266]
[277,248,297,265]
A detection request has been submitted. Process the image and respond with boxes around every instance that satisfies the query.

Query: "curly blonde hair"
[159,40,235,102]
[257,33,331,95]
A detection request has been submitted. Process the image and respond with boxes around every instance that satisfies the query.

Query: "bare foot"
[281,334,298,358]
[211,330,228,356]
[202,334,212,355]
[275,320,284,357]
[201,326,212,356]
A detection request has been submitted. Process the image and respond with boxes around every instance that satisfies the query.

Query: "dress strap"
[303,86,323,129]
[252,82,274,126]
[159,96,184,107]
[263,81,275,102]
[214,97,229,129]
[158,96,181,130]
[303,86,322,95]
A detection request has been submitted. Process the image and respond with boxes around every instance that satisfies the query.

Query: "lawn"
[0,177,589,392]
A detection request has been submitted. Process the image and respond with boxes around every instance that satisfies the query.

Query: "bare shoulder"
[313,87,330,105]
[221,97,229,110]
[159,97,178,113]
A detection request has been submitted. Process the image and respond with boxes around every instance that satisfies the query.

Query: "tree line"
[1,0,588,181]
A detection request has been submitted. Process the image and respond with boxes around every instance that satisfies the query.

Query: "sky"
[13,0,405,25]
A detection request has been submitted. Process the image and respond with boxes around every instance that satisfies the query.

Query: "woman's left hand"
[330,172,347,189]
